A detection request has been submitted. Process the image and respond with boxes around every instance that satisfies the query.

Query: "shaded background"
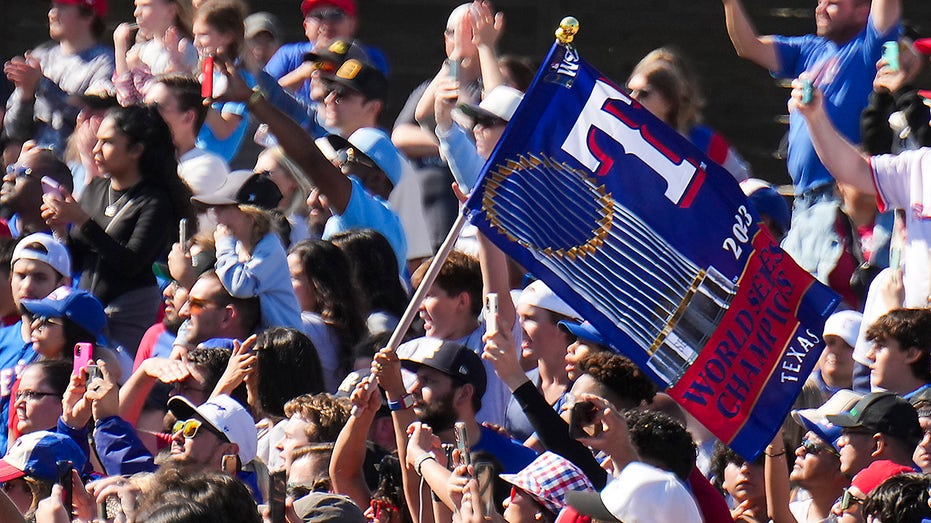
[3,0,930,186]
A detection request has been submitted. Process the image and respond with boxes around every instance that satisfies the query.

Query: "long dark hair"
[329,229,408,319]
[288,240,366,378]
[254,327,324,418]
[106,105,195,241]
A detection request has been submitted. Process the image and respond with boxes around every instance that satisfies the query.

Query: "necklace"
[105,186,129,217]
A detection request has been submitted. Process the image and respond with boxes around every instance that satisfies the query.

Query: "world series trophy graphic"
[482,153,736,388]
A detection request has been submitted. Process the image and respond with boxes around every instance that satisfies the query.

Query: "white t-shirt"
[871,150,931,307]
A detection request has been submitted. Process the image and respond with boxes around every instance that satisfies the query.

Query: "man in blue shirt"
[721,0,900,268]
[0,233,71,453]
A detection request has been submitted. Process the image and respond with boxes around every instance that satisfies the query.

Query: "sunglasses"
[473,115,506,129]
[839,488,865,511]
[325,85,362,104]
[188,297,222,312]
[334,147,377,170]
[801,437,839,457]
[307,7,345,22]
[31,316,64,328]
[5,165,40,180]
[172,418,225,440]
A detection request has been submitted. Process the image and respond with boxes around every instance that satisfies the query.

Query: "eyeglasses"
[172,418,226,440]
[473,115,507,129]
[307,7,345,22]
[5,165,40,180]
[15,390,58,401]
[839,488,865,511]
[801,437,840,457]
[334,147,377,170]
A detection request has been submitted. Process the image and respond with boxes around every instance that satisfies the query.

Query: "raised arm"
[790,81,875,194]
[721,0,780,71]
[870,0,901,36]
[220,61,354,213]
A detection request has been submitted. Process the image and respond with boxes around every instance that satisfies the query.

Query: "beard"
[417,390,459,433]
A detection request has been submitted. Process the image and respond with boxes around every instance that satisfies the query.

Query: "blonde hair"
[628,47,705,133]
[237,204,272,251]
[259,146,313,216]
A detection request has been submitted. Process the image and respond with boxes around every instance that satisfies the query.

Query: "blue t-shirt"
[195,70,256,162]
[473,425,537,474]
[0,321,38,453]
[773,17,899,193]
[322,176,407,269]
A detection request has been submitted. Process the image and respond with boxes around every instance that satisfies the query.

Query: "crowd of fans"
[0,0,931,521]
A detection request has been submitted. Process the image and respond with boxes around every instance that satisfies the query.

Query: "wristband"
[415,452,437,476]
[388,393,415,411]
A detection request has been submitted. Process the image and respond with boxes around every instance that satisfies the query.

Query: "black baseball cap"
[400,338,486,400]
[191,170,283,210]
[826,392,922,445]
[322,58,388,102]
[303,39,369,66]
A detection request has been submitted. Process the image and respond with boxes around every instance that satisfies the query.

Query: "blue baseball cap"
[558,320,608,347]
[346,128,405,186]
[0,431,87,482]
[20,286,107,341]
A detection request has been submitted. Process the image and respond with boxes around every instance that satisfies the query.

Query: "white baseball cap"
[12,233,71,279]
[565,462,702,523]
[458,86,524,124]
[823,310,863,348]
[517,280,579,320]
[168,394,258,464]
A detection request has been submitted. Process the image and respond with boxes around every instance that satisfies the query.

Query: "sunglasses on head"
[334,147,377,170]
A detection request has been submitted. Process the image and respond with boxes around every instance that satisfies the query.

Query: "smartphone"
[568,400,601,439]
[455,421,471,468]
[483,293,498,334]
[446,58,459,80]
[41,176,63,198]
[268,470,286,523]
[179,218,189,247]
[474,462,496,516]
[86,363,102,383]
[57,460,74,521]
[801,78,814,105]
[73,343,93,376]
[882,41,900,71]
[201,55,214,99]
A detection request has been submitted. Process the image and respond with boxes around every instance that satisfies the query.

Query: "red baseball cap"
[55,0,108,18]
[300,0,356,17]
[914,38,931,56]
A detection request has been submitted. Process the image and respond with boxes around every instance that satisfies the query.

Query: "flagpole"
[383,16,581,353]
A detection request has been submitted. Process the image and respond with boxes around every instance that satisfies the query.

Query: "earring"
[534,513,543,521]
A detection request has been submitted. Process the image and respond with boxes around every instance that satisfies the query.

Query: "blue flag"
[464,41,840,459]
